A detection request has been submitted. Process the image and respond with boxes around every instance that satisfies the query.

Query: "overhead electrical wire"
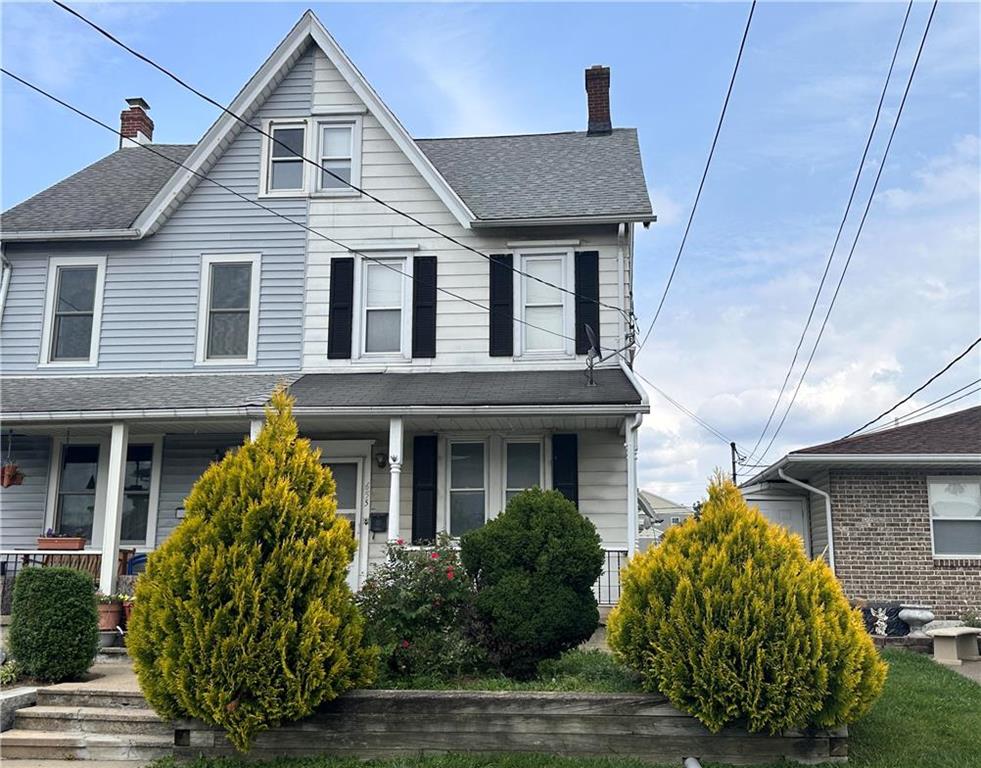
[632,369,737,448]
[745,0,939,469]
[852,377,981,436]
[742,0,914,464]
[51,0,632,326]
[635,0,757,354]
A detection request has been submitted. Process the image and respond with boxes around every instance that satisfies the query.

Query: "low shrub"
[126,390,377,751]
[8,567,98,682]
[358,534,484,681]
[0,659,22,686]
[460,488,604,677]
[608,474,887,735]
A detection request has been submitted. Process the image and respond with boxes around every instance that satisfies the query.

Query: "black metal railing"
[595,548,628,606]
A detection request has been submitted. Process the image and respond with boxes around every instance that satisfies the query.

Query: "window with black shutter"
[574,250,600,355]
[552,433,579,506]
[488,254,514,357]
[412,256,437,358]
[411,435,438,544]
[327,257,355,359]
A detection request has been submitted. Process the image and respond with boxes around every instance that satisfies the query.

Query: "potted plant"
[1,463,24,488]
[37,528,87,551]
[96,592,124,632]
[121,594,135,627]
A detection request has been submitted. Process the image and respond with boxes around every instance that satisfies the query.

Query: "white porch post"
[387,417,403,541]
[625,415,641,555]
[249,418,264,440]
[99,422,129,594]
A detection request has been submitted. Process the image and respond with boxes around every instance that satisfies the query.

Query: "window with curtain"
[318,122,354,190]
[520,254,568,353]
[362,260,404,354]
[929,477,981,557]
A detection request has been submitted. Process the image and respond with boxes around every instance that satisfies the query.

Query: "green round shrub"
[608,475,887,735]
[460,488,604,677]
[9,567,98,682]
[126,390,377,752]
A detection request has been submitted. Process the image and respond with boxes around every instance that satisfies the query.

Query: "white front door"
[322,457,369,591]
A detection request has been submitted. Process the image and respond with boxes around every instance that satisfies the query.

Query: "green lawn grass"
[154,649,980,768]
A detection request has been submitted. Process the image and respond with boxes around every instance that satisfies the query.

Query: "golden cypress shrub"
[608,474,886,735]
[126,390,376,751]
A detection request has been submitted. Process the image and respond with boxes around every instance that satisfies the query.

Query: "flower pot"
[1,464,24,488]
[99,630,120,648]
[37,536,87,550]
[122,602,134,627]
[98,602,124,631]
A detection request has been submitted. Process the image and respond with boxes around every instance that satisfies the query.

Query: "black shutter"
[327,257,354,359]
[411,435,438,544]
[552,433,579,506]
[575,250,600,355]
[412,256,437,358]
[488,254,513,357]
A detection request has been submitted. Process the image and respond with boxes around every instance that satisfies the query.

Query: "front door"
[323,459,368,591]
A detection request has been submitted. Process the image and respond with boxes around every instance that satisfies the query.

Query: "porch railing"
[595,548,628,606]
[0,549,136,614]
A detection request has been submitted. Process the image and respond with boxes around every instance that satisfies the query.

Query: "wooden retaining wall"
[175,690,848,765]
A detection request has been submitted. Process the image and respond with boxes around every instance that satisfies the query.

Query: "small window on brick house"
[928,477,981,557]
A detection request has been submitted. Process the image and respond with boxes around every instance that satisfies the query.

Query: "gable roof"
[418,129,652,224]
[0,145,192,237]
[1,12,653,241]
[794,405,981,456]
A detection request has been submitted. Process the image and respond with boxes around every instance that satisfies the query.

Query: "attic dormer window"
[267,123,305,192]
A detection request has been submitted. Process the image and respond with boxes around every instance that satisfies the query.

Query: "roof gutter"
[778,467,835,574]
[743,452,981,487]
[470,213,655,228]
[0,228,142,242]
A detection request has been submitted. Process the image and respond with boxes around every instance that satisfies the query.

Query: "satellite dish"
[584,324,600,359]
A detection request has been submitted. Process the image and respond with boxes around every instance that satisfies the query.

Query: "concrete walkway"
[43,662,142,694]
[946,658,981,685]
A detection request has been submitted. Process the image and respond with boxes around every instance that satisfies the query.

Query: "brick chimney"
[119,97,153,148]
[585,65,611,136]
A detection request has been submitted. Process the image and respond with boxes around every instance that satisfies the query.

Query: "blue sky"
[3,1,979,503]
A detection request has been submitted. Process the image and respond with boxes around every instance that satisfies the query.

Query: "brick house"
[741,406,981,619]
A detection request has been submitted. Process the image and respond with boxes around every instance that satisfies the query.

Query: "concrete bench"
[928,626,981,666]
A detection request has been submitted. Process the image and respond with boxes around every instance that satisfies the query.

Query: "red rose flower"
[400,639,410,649]
[430,552,440,559]
[396,538,405,546]
[447,569,455,580]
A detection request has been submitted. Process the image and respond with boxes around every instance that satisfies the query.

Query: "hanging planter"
[1,463,24,488]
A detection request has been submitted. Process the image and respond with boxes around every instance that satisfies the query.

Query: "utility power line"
[636,0,757,354]
[745,0,939,469]
[632,369,738,448]
[854,377,981,436]
[842,335,981,438]
[51,0,631,326]
[742,0,914,464]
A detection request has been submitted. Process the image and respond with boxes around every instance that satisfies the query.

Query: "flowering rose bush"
[356,534,484,680]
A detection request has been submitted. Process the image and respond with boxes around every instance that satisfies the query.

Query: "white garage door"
[753,498,809,553]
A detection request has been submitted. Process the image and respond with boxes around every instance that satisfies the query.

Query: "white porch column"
[249,418,264,440]
[625,415,641,555]
[99,422,129,594]
[387,417,404,541]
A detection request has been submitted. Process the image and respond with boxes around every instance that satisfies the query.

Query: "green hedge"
[9,567,98,682]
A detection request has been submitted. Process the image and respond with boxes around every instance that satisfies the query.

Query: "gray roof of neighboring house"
[1,128,652,235]
[417,129,653,222]
[794,405,981,456]
[0,373,294,414]
[0,145,194,234]
[0,368,642,416]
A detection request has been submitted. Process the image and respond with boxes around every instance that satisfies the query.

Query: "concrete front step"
[14,706,172,737]
[36,689,147,710]
[0,760,150,768]
[0,730,173,761]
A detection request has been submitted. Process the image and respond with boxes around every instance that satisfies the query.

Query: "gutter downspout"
[616,223,626,359]
[778,467,835,574]
[625,412,643,554]
[0,254,12,324]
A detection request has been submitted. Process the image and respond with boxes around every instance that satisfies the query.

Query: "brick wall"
[830,466,981,620]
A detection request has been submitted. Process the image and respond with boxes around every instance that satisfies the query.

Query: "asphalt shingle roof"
[794,406,981,455]
[0,369,642,415]
[417,129,652,221]
[0,374,294,414]
[0,145,194,233]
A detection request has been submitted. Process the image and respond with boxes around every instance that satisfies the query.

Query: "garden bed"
[174,688,847,765]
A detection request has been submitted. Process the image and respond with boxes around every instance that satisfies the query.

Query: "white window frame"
[928,475,981,559]
[514,248,575,359]
[352,253,413,362]
[445,438,490,538]
[44,435,162,550]
[259,119,311,197]
[313,116,362,197]
[39,255,107,367]
[195,253,261,365]
[502,437,545,509]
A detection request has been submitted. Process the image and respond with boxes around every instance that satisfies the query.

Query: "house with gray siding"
[0,11,652,599]
[741,406,981,620]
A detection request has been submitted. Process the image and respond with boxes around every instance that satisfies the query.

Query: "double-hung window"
[517,252,573,356]
[505,440,543,505]
[41,257,106,365]
[449,442,486,536]
[929,477,981,558]
[121,445,154,545]
[55,445,101,541]
[361,258,408,356]
[266,123,306,192]
[197,254,260,363]
[317,120,360,192]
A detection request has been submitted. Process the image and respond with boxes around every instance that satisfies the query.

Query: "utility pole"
[730,442,738,484]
